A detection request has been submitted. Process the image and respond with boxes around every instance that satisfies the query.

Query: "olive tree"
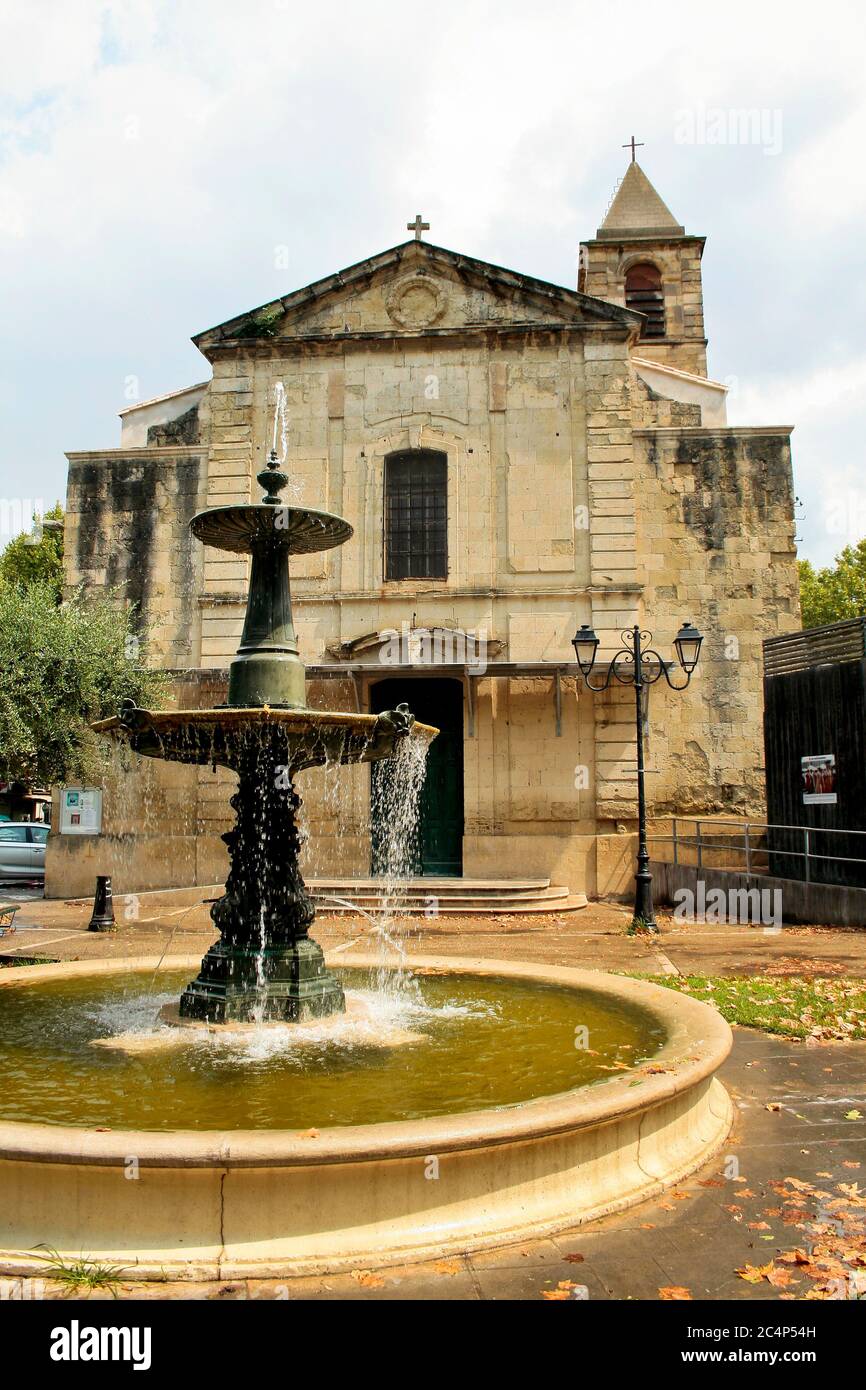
[0,580,166,787]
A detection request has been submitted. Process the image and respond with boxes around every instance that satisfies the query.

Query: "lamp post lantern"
[572,621,704,932]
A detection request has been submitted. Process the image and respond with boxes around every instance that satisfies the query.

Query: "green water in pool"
[0,967,666,1130]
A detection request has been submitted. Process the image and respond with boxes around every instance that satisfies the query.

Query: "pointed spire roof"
[597,161,685,240]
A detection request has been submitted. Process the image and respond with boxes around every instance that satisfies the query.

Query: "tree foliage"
[0,501,65,597]
[0,581,166,787]
[799,541,866,630]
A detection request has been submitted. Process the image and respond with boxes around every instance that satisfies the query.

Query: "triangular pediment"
[193,241,639,352]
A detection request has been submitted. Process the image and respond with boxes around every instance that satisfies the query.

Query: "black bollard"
[87,875,116,932]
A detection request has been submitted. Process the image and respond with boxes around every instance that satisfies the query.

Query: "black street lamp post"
[571,621,704,932]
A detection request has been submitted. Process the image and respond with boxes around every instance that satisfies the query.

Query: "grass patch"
[628,973,866,1041]
[625,916,656,937]
[30,1245,129,1296]
[0,955,59,968]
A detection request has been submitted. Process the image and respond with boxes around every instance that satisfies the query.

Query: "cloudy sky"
[1,0,863,565]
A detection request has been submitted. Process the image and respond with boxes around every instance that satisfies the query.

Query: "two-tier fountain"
[0,440,733,1279]
[94,450,436,1025]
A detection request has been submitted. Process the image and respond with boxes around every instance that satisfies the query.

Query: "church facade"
[47,162,800,900]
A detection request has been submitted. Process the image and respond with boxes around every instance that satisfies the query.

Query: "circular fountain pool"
[0,955,732,1279]
[0,966,666,1131]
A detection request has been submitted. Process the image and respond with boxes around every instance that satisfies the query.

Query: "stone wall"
[64,447,207,664]
[630,426,799,819]
[196,330,614,670]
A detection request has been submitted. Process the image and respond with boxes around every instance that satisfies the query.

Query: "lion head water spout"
[94,452,437,1025]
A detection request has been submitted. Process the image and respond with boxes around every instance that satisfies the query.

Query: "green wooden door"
[371,678,463,876]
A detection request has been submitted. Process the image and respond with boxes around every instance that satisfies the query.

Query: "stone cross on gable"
[407,213,430,241]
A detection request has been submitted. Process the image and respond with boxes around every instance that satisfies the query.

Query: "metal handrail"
[659,816,866,838]
[649,817,866,878]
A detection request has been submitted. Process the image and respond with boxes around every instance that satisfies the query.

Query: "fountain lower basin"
[0,954,732,1279]
[92,706,438,772]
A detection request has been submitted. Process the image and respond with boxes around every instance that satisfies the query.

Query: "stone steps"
[307,877,587,915]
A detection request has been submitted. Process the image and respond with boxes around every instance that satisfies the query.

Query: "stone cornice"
[197,583,644,606]
[583,234,706,249]
[201,320,637,361]
[65,446,204,462]
[633,425,794,438]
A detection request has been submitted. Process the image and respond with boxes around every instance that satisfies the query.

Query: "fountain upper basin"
[189,503,354,555]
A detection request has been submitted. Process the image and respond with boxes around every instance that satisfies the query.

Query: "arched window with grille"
[624,262,665,339]
[383,449,448,581]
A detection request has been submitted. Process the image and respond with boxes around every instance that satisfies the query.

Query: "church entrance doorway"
[370,677,464,876]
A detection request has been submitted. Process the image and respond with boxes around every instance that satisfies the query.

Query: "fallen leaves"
[735,1173,866,1299]
[541,1280,581,1301]
[736,1257,799,1289]
[658,1286,692,1300]
[781,1208,811,1225]
[736,1261,775,1284]
[778,1249,810,1265]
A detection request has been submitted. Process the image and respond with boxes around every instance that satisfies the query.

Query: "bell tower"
[579,158,708,376]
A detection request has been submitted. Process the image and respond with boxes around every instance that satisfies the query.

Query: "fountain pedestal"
[180,937,344,1023]
[179,738,345,1023]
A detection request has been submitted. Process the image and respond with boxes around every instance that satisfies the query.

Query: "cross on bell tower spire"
[622,135,645,163]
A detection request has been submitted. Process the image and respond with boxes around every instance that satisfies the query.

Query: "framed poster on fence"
[801,754,837,806]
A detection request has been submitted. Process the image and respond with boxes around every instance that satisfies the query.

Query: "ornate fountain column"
[178,456,354,1022]
[179,732,345,1023]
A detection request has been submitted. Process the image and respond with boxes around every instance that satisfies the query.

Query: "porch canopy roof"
[307,660,587,737]
[307,661,583,678]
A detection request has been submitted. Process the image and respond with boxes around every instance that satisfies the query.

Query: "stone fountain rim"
[91,709,439,738]
[0,953,732,1168]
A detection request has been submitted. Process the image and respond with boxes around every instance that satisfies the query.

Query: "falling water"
[368,733,430,992]
[295,728,430,996]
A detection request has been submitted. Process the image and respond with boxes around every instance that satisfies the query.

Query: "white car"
[0,823,49,880]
